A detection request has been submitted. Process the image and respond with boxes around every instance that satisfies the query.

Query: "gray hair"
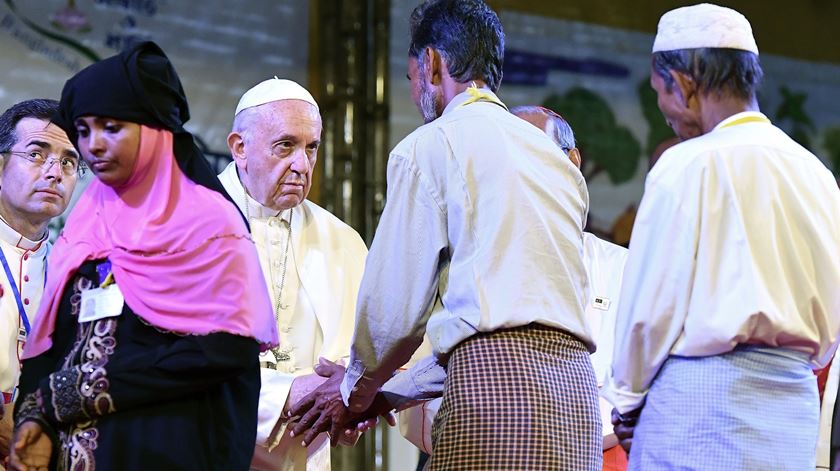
[652,48,763,101]
[231,105,263,143]
[510,105,576,151]
[409,0,505,92]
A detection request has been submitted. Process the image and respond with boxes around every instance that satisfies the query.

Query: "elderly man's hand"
[287,358,397,447]
[611,407,641,454]
[333,409,397,447]
[287,358,351,446]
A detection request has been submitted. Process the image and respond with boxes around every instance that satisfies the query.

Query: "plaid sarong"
[629,346,819,470]
[429,324,602,470]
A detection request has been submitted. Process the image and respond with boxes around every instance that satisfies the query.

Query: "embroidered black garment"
[16,260,260,471]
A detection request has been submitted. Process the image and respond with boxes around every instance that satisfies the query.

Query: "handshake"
[285,358,397,447]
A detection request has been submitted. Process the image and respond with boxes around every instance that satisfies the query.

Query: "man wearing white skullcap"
[218,77,369,471]
[604,4,840,470]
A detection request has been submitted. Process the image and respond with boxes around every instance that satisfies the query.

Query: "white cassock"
[0,216,48,402]
[0,216,48,469]
[398,232,628,453]
[219,163,367,471]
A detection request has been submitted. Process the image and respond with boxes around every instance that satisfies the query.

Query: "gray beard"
[419,81,440,124]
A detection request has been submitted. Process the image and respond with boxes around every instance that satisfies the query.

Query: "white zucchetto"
[235,77,319,116]
[652,3,758,55]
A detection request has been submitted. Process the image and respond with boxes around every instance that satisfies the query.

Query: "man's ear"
[227,131,247,171]
[670,70,698,109]
[424,47,444,86]
[568,147,582,169]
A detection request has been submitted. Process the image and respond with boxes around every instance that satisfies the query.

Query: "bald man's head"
[510,105,581,168]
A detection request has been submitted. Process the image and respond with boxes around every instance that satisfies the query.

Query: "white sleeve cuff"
[602,378,648,415]
[256,368,296,446]
[340,359,366,406]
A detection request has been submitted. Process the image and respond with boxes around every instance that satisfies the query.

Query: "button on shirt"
[605,112,840,413]
[342,88,592,404]
[0,217,48,396]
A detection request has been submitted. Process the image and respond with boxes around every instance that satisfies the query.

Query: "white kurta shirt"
[0,216,48,399]
[342,88,592,402]
[219,163,367,471]
[605,112,840,414]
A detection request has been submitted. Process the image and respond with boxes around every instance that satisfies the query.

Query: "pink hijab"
[23,126,278,358]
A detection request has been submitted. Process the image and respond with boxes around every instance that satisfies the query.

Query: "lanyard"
[719,114,771,129]
[455,84,509,111]
[0,247,29,334]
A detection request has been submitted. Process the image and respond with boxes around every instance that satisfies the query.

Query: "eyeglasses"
[1,150,85,177]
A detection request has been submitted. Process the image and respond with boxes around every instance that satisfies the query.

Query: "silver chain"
[243,186,293,364]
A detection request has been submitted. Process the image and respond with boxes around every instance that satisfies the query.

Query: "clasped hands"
[286,358,395,447]
[610,406,642,454]
[6,420,51,471]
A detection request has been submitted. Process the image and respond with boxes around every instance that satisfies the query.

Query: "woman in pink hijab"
[9,42,277,471]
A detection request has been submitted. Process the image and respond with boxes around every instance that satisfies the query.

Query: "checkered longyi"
[429,323,602,470]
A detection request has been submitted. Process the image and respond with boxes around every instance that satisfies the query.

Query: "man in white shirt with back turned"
[219,78,367,471]
[512,105,629,469]
[0,99,80,467]
[288,1,602,469]
[605,4,840,470]
[397,106,630,470]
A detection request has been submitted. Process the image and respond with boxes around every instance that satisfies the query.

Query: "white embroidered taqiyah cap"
[652,3,758,55]
[234,76,319,116]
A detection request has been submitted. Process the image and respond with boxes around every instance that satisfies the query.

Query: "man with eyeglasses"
[0,98,80,467]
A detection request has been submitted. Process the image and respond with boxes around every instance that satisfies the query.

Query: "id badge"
[592,296,611,311]
[79,284,125,323]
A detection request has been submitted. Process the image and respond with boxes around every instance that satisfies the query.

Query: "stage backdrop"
[0,0,309,234]
[389,2,840,243]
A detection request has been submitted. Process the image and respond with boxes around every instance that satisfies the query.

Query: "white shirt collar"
[0,213,46,251]
[713,111,770,131]
[441,86,503,116]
